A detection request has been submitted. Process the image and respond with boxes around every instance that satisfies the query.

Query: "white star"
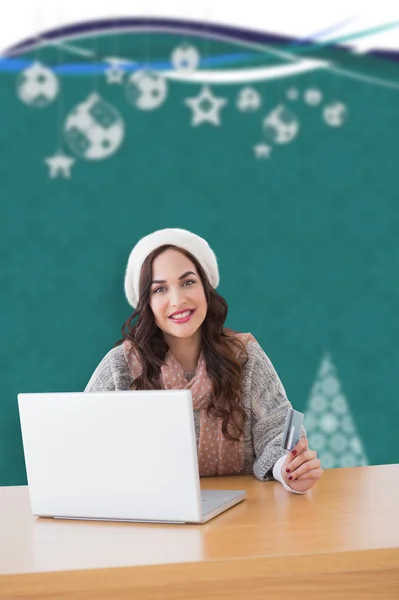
[105,64,125,84]
[104,56,134,84]
[253,143,272,159]
[184,85,227,126]
[45,152,75,178]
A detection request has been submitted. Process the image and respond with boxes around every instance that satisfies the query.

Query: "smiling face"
[149,249,208,343]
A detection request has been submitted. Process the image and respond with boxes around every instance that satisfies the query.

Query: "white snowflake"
[310,394,328,413]
[319,451,335,469]
[309,431,326,450]
[330,432,348,453]
[286,87,299,100]
[342,415,355,434]
[303,412,317,430]
[320,412,339,433]
[321,375,340,396]
[319,354,332,377]
[350,437,363,455]
[340,453,358,468]
[331,394,347,415]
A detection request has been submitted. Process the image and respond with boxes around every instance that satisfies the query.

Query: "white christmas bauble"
[64,93,124,160]
[125,70,167,110]
[171,44,200,72]
[323,101,348,127]
[263,104,299,144]
[304,88,323,106]
[236,86,261,112]
[17,60,59,108]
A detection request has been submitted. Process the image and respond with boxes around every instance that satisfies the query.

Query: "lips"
[168,309,195,323]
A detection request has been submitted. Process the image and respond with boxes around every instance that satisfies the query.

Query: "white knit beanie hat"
[124,228,220,308]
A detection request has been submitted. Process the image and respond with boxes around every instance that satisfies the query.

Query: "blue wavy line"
[0,51,255,74]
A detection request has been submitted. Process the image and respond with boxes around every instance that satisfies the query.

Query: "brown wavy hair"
[115,244,249,442]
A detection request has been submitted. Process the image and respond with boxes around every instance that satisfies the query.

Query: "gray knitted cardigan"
[84,340,307,481]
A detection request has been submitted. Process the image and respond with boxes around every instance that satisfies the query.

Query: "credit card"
[281,408,304,452]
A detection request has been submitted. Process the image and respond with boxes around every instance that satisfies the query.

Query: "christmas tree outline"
[304,352,368,469]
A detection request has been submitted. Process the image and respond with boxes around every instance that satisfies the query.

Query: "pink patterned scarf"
[122,332,256,476]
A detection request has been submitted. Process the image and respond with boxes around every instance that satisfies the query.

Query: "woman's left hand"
[282,437,324,493]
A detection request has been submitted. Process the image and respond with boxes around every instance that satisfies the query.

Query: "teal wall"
[1,30,398,484]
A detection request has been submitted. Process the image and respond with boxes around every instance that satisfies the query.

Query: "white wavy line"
[330,65,399,90]
[6,24,398,92]
[46,40,95,58]
[163,58,331,83]
[4,25,325,66]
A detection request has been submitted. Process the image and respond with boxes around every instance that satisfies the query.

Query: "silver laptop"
[17,390,246,524]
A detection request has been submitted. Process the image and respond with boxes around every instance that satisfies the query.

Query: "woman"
[85,228,323,494]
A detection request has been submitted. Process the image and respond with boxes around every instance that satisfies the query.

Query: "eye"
[183,279,195,287]
[152,286,166,294]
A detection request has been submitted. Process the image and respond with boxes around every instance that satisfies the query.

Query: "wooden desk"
[1,465,398,599]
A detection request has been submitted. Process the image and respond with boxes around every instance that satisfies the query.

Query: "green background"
[1,30,398,485]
